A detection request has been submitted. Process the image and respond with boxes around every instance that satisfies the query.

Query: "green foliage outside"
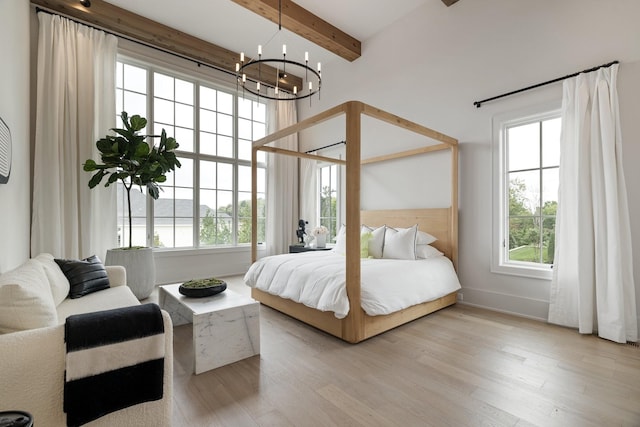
[508,177,557,264]
[199,198,265,246]
[319,185,337,242]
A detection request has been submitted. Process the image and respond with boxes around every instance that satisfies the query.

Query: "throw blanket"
[64,303,165,427]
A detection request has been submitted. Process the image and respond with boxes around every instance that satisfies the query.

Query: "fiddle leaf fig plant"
[84,111,181,248]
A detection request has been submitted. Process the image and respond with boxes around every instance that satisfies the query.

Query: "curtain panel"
[265,101,298,255]
[31,13,118,260]
[548,64,637,343]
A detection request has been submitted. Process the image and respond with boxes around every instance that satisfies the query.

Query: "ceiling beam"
[231,0,361,62]
[30,0,302,91]
[441,0,460,6]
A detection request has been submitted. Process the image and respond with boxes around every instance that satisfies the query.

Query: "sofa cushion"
[55,255,110,299]
[34,253,70,306]
[56,286,140,324]
[0,259,58,334]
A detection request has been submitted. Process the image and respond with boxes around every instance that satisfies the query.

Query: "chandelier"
[236,0,321,101]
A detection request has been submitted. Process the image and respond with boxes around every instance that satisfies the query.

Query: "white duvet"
[243,251,461,319]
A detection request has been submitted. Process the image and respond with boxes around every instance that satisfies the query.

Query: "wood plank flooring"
[160,277,640,426]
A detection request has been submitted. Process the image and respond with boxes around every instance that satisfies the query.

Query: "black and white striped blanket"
[64,303,165,427]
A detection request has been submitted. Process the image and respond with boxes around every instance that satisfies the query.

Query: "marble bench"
[159,284,260,374]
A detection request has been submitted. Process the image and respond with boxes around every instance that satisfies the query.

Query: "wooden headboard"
[360,208,455,264]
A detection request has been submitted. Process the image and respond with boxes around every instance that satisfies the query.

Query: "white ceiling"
[104,0,430,66]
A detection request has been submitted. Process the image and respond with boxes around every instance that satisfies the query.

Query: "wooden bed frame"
[250,101,459,343]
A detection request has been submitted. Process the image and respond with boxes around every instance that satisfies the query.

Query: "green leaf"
[164,137,178,151]
[96,138,114,153]
[147,183,160,200]
[130,115,147,131]
[83,159,97,171]
[135,142,150,157]
[88,170,105,188]
[107,173,119,184]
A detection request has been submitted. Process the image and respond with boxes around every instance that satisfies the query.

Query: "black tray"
[179,278,227,298]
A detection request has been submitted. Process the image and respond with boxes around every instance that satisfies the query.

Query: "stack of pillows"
[332,224,443,260]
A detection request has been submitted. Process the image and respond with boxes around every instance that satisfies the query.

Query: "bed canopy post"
[251,147,258,263]
[451,144,459,270]
[343,101,364,343]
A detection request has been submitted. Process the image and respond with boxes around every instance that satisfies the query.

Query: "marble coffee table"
[159,284,260,374]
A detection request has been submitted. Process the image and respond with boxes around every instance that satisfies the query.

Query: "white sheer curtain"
[265,101,298,255]
[299,158,317,234]
[548,64,637,343]
[31,14,118,261]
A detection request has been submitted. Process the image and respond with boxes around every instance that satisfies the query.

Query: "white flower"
[312,225,328,235]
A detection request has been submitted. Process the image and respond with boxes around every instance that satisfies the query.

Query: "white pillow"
[34,253,70,306]
[417,230,437,245]
[383,224,418,260]
[416,244,443,259]
[361,225,385,258]
[0,259,59,334]
[332,224,347,254]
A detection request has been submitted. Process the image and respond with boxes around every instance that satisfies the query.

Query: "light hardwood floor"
[157,277,640,427]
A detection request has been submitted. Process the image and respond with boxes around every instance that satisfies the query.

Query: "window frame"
[317,162,340,243]
[491,102,560,280]
[115,54,267,251]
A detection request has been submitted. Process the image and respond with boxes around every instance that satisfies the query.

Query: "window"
[492,106,560,279]
[115,59,267,249]
[318,164,338,242]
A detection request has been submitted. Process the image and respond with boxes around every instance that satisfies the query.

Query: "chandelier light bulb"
[240,52,245,62]
[258,45,262,56]
[235,63,239,72]
[317,62,321,72]
[293,86,297,95]
[282,44,287,55]
[305,52,309,62]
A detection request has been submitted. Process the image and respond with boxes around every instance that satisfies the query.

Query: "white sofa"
[0,254,173,426]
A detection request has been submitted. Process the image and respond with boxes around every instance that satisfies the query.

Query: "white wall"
[298,0,640,322]
[0,0,31,273]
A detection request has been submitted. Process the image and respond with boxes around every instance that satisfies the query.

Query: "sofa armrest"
[0,310,173,426]
[105,265,126,288]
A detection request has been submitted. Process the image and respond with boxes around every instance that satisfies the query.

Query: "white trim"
[491,101,561,281]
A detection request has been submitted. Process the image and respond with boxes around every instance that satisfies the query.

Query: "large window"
[493,107,560,279]
[115,59,266,249]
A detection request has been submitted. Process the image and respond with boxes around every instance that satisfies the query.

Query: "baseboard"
[458,287,549,322]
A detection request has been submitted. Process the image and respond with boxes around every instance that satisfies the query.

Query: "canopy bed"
[248,101,459,343]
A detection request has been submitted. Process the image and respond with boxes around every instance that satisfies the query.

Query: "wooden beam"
[259,146,346,165]
[31,0,302,91]
[361,143,450,165]
[231,0,361,62]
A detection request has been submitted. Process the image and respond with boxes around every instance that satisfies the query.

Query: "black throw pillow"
[55,255,110,299]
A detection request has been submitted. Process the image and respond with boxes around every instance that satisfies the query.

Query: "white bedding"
[243,251,461,319]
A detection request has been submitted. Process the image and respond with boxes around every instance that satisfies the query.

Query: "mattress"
[244,251,461,319]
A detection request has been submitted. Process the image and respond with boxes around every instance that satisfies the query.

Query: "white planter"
[315,234,327,248]
[105,247,156,300]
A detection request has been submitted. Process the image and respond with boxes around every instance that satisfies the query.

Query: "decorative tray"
[178,277,227,298]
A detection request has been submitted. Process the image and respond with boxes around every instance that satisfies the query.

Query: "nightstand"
[289,245,332,253]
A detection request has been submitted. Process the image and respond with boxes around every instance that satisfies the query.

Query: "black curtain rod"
[305,140,346,154]
[473,60,619,108]
[33,6,237,80]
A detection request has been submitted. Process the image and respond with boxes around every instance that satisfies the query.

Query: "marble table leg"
[193,301,260,374]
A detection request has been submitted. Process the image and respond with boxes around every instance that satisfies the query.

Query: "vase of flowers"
[312,225,329,248]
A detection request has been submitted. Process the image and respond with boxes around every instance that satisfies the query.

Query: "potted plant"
[84,111,181,299]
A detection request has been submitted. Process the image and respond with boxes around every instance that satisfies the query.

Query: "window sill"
[152,244,266,258]
[491,262,552,281]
